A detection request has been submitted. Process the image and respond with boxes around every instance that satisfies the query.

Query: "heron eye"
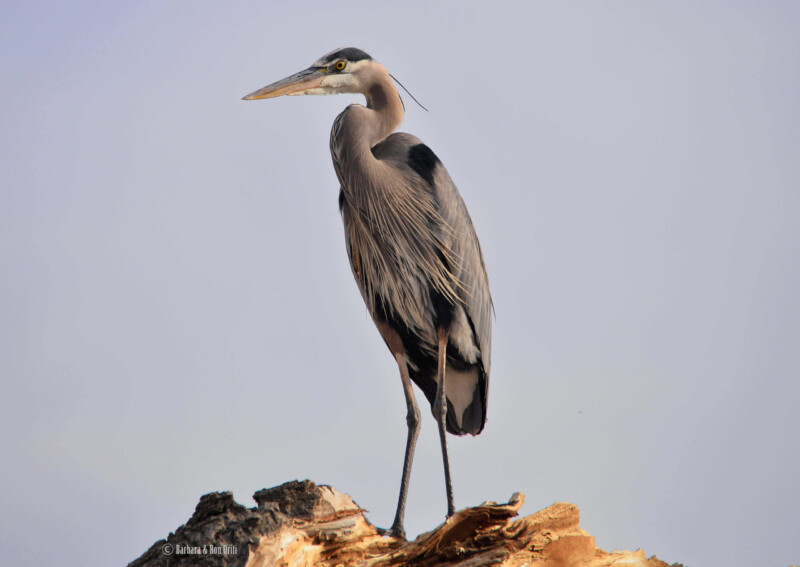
[334,60,346,71]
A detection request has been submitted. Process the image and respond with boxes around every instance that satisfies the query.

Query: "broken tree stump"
[129,479,674,567]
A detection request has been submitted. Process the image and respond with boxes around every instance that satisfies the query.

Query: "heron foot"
[376,524,406,540]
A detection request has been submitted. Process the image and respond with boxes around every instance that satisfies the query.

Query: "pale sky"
[2,2,799,566]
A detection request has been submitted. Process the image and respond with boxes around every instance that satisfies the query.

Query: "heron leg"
[377,351,420,540]
[434,327,456,517]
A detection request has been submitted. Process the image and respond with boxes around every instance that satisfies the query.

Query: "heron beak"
[242,67,325,100]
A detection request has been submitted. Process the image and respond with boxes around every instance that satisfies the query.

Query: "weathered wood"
[129,480,674,567]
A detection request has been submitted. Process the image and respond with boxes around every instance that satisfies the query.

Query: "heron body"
[244,47,492,539]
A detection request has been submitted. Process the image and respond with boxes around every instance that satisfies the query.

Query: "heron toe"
[376,524,406,540]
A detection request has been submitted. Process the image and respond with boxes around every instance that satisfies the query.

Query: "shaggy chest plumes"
[332,107,462,355]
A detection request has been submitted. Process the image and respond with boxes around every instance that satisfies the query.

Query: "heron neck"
[330,69,404,192]
[362,68,404,147]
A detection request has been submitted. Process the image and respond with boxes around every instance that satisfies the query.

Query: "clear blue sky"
[2,2,799,566]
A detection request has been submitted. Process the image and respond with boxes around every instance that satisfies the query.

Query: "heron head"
[242,47,378,100]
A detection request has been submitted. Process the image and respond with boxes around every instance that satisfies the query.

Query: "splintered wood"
[244,486,669,567]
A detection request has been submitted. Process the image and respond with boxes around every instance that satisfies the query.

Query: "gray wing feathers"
[431,165,493,376]
[361,131,492,374]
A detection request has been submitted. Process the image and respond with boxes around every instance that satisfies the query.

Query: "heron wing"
[390,134,492,375]
[432,164,493,376]
[338,131,492,434]
[378,133,493,433]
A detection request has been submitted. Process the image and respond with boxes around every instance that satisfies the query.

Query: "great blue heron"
[243,47,492,539]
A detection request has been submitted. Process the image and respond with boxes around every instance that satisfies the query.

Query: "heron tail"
[444,367,486,436]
